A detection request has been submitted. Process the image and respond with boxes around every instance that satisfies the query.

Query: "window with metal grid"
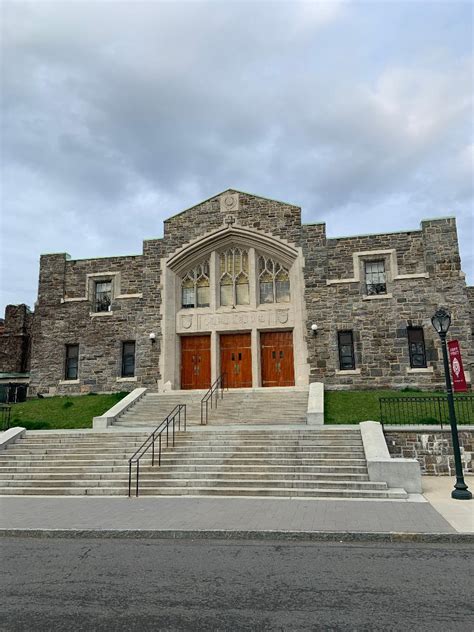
[364,261,386,295]
[121,341,136,377]
[407,327,427,368]
[337,331,355,370]
[65,344,79,380]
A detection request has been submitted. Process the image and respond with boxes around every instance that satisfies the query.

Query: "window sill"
[406,367,433,374]
[362,293,393,301]
[58,379,80,385]
[116,376,137,382]
[90,311,114,317]
[335,369,361,375]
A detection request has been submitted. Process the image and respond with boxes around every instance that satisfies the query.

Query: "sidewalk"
[0,476,472,541]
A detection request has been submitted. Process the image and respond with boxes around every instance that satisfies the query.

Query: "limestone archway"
[159,221,309,390]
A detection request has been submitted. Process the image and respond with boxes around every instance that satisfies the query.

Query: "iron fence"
[0,404,12,431]
[379,395,474,428]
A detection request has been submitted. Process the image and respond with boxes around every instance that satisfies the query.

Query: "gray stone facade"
[28,189,473,394]
[0,304,33,374]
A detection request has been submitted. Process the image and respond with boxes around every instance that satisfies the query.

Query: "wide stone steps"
[0,486,408,499]
[115,389,309,426]
[0,427,408,499]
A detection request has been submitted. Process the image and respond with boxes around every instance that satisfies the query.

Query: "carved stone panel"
[176,308,292,333]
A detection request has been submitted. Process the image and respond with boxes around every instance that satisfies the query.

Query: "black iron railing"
[1,404,12,431]
[200,373,227,425]
[128,404,186,497]
[380,395,474,428]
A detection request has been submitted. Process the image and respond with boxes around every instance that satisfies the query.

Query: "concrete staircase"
[0,427,407,498]
[115,388,309,428]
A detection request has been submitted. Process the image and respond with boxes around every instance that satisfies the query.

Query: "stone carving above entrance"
[220,192,239,214]
[176,308,292,333]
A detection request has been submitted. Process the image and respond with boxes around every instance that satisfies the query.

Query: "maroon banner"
[448,340,468,392]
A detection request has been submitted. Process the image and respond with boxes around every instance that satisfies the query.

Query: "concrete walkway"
[422,475,474,533]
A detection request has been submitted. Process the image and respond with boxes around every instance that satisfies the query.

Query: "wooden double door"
[181,335,211,390]
[261,331,295,387]
[220,333,252,388]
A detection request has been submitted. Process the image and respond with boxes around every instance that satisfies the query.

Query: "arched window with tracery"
[258,256,290,304]
[219,248,249,307]
[181,261,210,308]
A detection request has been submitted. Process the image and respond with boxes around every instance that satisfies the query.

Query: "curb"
[0,529,472,543]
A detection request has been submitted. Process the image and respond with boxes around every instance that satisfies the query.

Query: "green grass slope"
[8,393,128,430]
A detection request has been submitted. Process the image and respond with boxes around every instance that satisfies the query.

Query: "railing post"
[128,460,132,498]
[184,404,187,431]
[136,460,140,497]
[173,416,175,446]
[152,432,155,466]
[159,433,162,466]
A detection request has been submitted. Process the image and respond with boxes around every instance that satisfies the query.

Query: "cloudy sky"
[1,0,473,314]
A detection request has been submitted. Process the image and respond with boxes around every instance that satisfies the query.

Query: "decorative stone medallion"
[220,192,239,213]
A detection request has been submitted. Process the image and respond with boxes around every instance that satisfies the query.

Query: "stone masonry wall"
[28,190,474,394]
[385,430,474,475]
[0,304,33,373]
[303,217,473,390]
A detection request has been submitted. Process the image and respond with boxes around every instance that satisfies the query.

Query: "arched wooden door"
[181,335,211,389]
[261,331,295,387]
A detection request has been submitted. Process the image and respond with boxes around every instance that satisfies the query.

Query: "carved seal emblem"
[181,315,193,330]
[219,192,239,213]
[276,309,289,324]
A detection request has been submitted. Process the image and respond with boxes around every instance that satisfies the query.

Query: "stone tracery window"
[181,261,210,308]
[219,249,249,306]
[258,256,290,304]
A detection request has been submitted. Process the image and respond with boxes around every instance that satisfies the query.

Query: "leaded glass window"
[219,249,249,307]
[181,261,210,308]
[258,256,290,304]
[364,261,386,295]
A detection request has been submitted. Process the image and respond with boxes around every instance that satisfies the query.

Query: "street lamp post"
[431,308,472,500]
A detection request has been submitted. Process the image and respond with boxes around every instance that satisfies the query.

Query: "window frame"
[219,248,250,308]
[337,331,356,371]
[407,327,427,369]
[181,261,210,309]
[258,255,290,305]
[94,280,112,313]
[364,260,387,296]
[64,344,79,380]
[121,340,136,378]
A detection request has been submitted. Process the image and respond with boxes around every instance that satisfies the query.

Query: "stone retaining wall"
[385,429,474,475]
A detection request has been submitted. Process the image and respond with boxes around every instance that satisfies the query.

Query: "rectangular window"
[365,261,386,295]
[65,344,79,380]
[182,286,195,309]
[95,280,112,312]
[338,331,355,370]
[407,327,427,368]
[121,341,136,377]
[196,285,210,308]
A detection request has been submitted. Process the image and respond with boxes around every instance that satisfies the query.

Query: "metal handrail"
[200,373,227,425]
[128,404,186,497]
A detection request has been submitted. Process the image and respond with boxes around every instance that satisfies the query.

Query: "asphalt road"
[1,537,473,631]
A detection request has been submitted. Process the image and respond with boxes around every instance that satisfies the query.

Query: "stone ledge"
[0,427,25,450]
[93,387,147,429]
[306,382,324,425]
[360,421,422,494]
[406,366,434,374]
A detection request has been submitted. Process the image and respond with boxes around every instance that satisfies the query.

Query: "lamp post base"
[451,484,472,501]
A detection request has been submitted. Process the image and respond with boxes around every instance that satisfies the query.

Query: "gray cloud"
[1,0,472,313]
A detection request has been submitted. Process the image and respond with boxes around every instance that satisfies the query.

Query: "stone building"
[0,304,33,374]
[28,189,473,395]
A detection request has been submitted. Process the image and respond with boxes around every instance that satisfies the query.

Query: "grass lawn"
[7,393,128,430]
[324,389,446,424]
